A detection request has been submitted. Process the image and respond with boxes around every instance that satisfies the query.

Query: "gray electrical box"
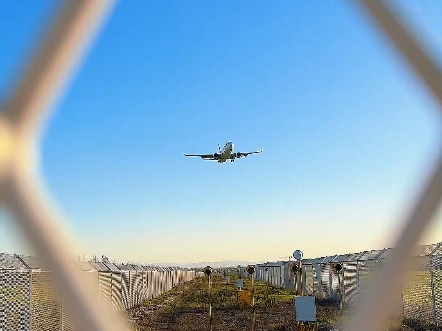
[294,296,316,322]
[236,279,243,288]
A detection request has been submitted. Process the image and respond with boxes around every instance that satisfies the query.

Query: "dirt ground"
[124,275,440,331]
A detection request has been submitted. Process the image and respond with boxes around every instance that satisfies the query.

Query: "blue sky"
[1,1,441,264]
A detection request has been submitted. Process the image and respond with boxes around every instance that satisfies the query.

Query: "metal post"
[280,266,283,287]
[302,266,307,295]
[295,268,303,331]
[140,271,143,304]
[338,273,343,319]
[315,264,322,298]
[265,268,269,299]
[341,265,345,305]
[208,274,213,331]
[299,260,303,296]
[356,262,360,304]
[204,266,213,331]
[329,266,332,298]
[251,273,256,331]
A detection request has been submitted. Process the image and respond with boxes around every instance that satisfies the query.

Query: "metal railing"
[0,0,441,330]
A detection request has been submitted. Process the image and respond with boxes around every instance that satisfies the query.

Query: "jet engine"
[213,153,219,158]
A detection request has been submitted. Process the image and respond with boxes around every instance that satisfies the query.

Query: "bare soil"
[124,275,440,331]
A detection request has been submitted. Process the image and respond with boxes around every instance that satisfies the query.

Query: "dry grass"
[124,275,441,331]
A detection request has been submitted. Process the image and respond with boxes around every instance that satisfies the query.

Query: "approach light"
[246,265,255,275]
[204,266,212,276]
[290,263,299,273]
[293,250,303,261]
[334,263,343,273]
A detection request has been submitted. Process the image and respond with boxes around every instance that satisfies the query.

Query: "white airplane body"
[184,141,263,163]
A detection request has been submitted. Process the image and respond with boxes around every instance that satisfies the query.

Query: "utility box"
[294,296,316,322]
[236,279,243,288]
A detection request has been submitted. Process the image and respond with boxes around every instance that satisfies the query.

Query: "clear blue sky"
[1,0,441,264]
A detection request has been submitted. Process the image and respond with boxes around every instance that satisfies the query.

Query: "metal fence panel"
[434,270,442,325]
[98,272,112,312]
[159,272,164,295]
[343,262,358,304]
[111,272,124,312]
[142,272,149,302]
[0,254,27,270]
[0,270,31,331]
[305,265,314,295]
[121,272,130,310]
[61,271,99,331]
[330,267,341,301]
[320,264,331,298]
[30,271,61,331]
[151,272,157,298]
[147,271,153,300]
[133,272,144,306]
[402,271,433,324]
[129,272,135,308]
[313,264,322,298]
[357,260,376,303]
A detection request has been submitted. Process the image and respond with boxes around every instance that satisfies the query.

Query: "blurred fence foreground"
[0,0,441,330]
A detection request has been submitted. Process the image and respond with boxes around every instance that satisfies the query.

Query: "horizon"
[3,239,441,268]
[1,1,441,263]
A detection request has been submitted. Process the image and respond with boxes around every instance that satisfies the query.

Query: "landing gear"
[230,159,235,163]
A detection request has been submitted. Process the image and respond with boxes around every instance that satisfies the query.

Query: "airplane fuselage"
[217,141,234,163]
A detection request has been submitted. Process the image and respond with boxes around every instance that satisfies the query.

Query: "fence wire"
[0,0,441,330]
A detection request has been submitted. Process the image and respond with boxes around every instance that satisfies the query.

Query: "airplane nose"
[230,143,234,150]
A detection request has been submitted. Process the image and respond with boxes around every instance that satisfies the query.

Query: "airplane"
[184,141,263,163]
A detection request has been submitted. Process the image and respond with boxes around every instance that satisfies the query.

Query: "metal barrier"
[0,253,201,330]
[256,241,442,325]
[0,0,441,330]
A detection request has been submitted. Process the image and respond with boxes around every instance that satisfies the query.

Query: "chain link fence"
[0,0,441,330]
[255,241,442,326]
[0,253,202,330]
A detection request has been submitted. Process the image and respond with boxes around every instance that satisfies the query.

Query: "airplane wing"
[232,147,263,159]
[183,153,218,160]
